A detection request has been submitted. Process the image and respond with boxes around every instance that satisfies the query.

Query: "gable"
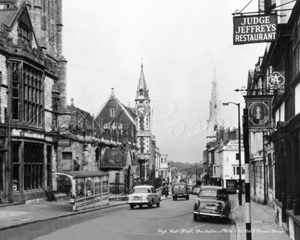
[18,7,32,31]
[96,95,136,126]
[2,2,39,49]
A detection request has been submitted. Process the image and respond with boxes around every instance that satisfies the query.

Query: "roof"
[95,90,136,125]
[0,8,17,26]
[135,64,150,100]
[54,171,109,179]
[67,104,101,134]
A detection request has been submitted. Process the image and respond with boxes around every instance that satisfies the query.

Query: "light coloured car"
[127,185,161,209]
[193,186,231,221]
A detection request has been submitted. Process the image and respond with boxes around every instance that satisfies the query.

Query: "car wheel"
[193,213,198,221]
[157,201,160,207]
[130,204,135,209]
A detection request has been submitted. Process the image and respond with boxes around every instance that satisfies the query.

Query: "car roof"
[200,186,225,190]
[133,185,153,189]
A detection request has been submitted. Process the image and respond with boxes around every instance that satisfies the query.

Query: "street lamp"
[223,102,242,206]
[206,144,211,186]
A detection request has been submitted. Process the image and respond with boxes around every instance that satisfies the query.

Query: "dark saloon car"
[193,186,231,221]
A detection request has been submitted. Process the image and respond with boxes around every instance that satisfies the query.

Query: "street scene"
[0,0,300,240]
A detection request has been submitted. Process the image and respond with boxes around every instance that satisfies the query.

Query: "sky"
[62,0,266,164]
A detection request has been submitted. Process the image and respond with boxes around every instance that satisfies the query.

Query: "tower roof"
[135,64,150,101]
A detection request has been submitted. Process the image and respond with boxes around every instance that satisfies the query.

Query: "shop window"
[24,143,44,191]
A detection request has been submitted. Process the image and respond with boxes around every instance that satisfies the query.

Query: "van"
[172,183,189,200]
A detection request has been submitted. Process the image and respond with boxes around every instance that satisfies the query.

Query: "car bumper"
[193,211,227,218]
[127,200,149,204]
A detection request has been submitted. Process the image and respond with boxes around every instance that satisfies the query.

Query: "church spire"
[207,69,221,140]
[135,63,150,101]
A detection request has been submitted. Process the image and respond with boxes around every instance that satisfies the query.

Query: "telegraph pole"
[196,165,197,184]
[243,108,251,240]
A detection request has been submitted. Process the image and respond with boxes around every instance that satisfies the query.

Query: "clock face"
[137,105,146,115]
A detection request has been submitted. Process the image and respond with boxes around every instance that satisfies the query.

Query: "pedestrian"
[165,184,169,198]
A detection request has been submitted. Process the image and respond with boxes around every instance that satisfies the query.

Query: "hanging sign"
[233,14,277,45]
[244,96,273,132]
[267,71,285,89]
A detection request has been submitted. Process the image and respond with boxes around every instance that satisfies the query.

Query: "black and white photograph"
[0,1,299,240]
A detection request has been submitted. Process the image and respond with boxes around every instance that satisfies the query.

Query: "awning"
[53,171,109,179]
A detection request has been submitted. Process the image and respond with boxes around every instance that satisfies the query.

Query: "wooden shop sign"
[233,14,277,45]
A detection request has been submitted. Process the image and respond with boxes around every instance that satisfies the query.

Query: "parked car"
[127,185,161,209]
[192,185,201,195]
[172,182,189,200]
[193,186,231,221]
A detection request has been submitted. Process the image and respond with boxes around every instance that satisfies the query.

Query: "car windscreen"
[199,189,218,198]
[133,188,150,193]
[174,185,186,189]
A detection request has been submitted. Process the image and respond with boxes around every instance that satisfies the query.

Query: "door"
[226,180,236,193]
[0,154,3,199]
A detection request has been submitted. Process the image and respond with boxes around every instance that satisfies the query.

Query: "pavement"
[0,194,171,231]
[230,194,291,240]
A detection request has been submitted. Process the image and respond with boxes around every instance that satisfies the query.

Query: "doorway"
[0,154,3,201]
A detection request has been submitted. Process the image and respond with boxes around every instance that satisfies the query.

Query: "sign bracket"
[233,0,253,16]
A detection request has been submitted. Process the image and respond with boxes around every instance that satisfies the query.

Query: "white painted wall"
[295,82,300,115]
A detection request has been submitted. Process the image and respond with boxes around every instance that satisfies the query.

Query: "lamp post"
[206,144,211,185]
[223,102,242,206]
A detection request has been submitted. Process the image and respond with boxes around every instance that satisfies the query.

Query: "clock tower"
[135,64,151,179]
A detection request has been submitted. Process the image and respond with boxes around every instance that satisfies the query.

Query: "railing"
[73,192,109,211]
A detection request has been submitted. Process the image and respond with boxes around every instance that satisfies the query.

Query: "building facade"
[0,0,66,203]
[245,1,300,239]
[95,88,137,194]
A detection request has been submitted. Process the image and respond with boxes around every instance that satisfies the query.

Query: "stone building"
[0,0,67,203]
